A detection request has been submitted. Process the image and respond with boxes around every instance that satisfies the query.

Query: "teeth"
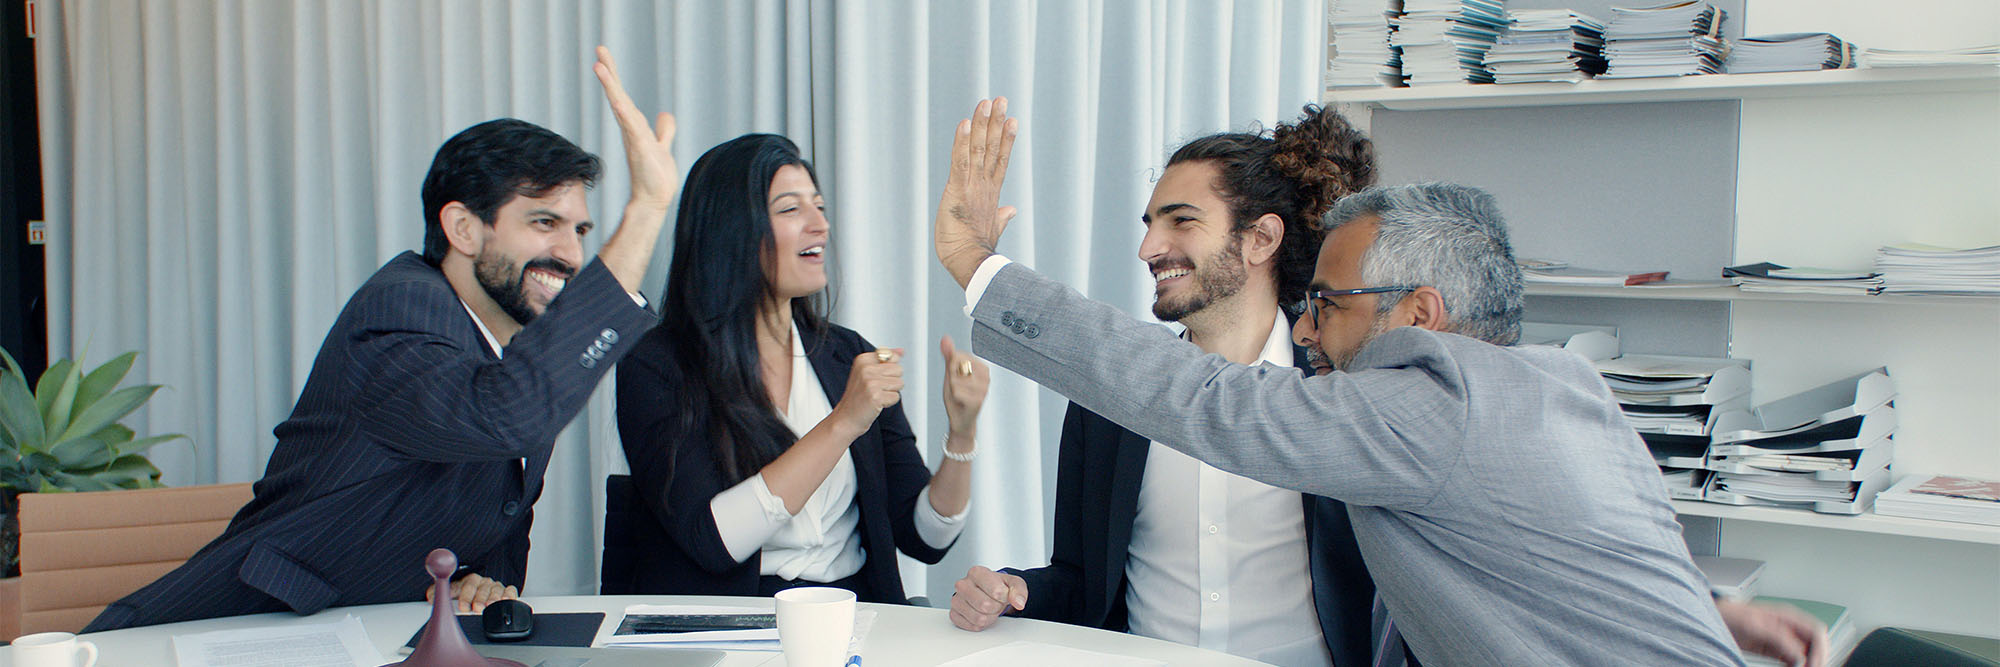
[800,247,824,257]
[1153,268,1191,284]
[528,271,566,293]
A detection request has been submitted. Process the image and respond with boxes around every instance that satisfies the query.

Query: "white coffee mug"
[774,586,857,667]
[12,632,99,667]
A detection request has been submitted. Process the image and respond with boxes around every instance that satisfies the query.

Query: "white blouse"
[708,323,968,582]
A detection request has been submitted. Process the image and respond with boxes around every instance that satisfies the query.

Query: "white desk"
[2,595,1267,666]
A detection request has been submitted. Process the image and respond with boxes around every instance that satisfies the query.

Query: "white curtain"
[35,0,1322,602]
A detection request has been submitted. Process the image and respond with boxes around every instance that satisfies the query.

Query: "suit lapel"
[1103,420,1150,596]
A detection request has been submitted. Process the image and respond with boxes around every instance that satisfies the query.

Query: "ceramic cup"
[12,632,99,667]
[774,586,857,667]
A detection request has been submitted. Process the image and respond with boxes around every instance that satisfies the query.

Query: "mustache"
[1147,257,1195,274]
[524,256,577,279]
[1303,346,1333,373]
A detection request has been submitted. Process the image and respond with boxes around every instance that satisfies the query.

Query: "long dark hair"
[660,134,833,484]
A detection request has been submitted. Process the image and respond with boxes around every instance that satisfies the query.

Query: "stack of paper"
[1703,369,1897,514]
[1724,262,1882,295]
[1725,33,1857,73]
[1597,355,1749,494]
[1874,474,2000,526]
[603,605,874,653]
[1601,1,1730,79]
[1874,244,2000,296]
[1524,265,1669,286]
[1860,44,2000,68]
[1328,0,1405,88]
[1484,9,1608,83]
[1391,0,1509,85]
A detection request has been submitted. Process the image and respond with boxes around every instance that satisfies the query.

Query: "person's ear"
[441,202,485,258]
[1400,286,1452,333]
[1242,213,1284,266]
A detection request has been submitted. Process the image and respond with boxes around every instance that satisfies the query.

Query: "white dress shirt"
[709,323,968,582]
[963,260,1328,667]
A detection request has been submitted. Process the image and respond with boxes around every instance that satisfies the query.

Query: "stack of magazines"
[1875,475,2000,526]
[1860,45,2000,68]
[1392,0,1509,85]
[1724,33,1857,73]
[1484,9,1608,83]
[1601,1,1730,78]
[1723,262,1882,296]
[1327,0,1405,88]
[1874,244,2000,296]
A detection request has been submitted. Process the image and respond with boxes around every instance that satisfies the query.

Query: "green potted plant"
[0,347,185,577]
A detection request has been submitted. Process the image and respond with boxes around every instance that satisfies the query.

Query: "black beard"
[475,253,574,326]
[1151,234,1247,322]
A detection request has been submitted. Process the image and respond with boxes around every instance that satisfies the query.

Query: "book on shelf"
[1859,44,2000,68]
[1483,9,1608,84]
[1524,265,1669,286]
[1874,474,2000,527]
[1724,262,1882,295]
[1724,32,1857,74]
[1392,0,1509,86]
[1327,0,1403,88]
[1600,1,1730,79]
[1875,243,2000,296]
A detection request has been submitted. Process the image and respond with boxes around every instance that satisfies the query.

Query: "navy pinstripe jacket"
[85,251,656,631]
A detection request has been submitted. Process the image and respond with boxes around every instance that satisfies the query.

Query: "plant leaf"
[50,471,117,492]
[53,384,160,445]
[89,454,162,488]
[34,358,76,429]
[70,351,138,420]
[0,349,44,452]
[22,452,61,475]
[116,433,187,457]
[89,423,135,446]
[45,436,117,470]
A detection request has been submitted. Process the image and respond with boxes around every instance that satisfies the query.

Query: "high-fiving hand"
[589,46,680,294]
[934,98,1020,289]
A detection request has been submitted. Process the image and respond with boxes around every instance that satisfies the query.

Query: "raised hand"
[950,566,1029,631]
[592,46,679,211]
[933,97,1020,288]
[939,336,989,437]
[833,349,906,434]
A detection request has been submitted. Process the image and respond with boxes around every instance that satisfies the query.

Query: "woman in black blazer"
[614,134,990,604]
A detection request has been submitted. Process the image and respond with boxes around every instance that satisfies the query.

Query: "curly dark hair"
[1167,105,1376,311]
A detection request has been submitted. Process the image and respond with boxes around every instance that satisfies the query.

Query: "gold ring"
[876,349,894,363]
[958,360,974,377]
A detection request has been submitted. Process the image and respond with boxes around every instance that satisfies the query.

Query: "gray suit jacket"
[970,262,1742,667]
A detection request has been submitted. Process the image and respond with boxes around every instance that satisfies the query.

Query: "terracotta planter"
[0,575,19,641]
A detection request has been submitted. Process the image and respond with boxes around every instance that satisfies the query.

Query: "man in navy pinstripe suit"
[86,48,678,631]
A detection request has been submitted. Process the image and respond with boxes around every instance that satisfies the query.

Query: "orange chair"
[5,483,253,639]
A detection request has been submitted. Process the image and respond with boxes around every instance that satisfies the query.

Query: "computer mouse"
[481,598,534,642]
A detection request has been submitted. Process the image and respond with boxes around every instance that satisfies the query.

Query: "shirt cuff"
[628,291,649,308]
[913,486,970,549]
[961,255,1014,317]
[710,473,794,564]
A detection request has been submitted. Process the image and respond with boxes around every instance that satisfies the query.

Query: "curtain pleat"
[36,0,1322,599]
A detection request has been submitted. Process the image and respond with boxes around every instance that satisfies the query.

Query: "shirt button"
[1208,592,1220,602]
[1207,525,1219,535]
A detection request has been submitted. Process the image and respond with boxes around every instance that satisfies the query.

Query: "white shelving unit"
[1325,65,2000,111]
[1670,501,2000,546]
[1523,284,2000,306]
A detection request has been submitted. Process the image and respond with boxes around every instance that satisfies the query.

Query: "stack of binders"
[1484,9,1608,84]
[1391,0,1509,85]
[1703,369,1896,515]
[1595,354,1750,500]
[1601,1,1730,79]
[1724,33,1857,74]
[1327,0,1405,88]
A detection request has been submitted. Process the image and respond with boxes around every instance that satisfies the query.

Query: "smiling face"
[763,164,830,300]
[469,183,592,327]
[1139,161,1250,322]
[1294,215,1398,374]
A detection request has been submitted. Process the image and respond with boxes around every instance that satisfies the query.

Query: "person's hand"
[592,46,679,214]
[939,336,989,437]
[1716,598,1830,667]
[933,97,1020,289]
[832,349,905,435]
[426,572,518,614]
[949,566,1028,631]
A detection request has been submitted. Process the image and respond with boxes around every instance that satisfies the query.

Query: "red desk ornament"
[385,548,526,667]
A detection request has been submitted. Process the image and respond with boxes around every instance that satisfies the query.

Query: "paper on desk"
[603,604,874,655]
[171,615,380,667]
[937,641,1167,667]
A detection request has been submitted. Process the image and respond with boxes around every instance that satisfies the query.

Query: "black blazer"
[1004,347,1380,667]
[85,252,656,632]
[612,321,950,604]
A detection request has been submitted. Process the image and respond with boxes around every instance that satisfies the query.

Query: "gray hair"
[1319,183,1524,346]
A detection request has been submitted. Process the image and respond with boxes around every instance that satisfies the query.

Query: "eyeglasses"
[1303,286,1418,322]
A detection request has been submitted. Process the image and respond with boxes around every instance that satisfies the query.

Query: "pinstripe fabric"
[610,322,952,604]
[83,252,657,632]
